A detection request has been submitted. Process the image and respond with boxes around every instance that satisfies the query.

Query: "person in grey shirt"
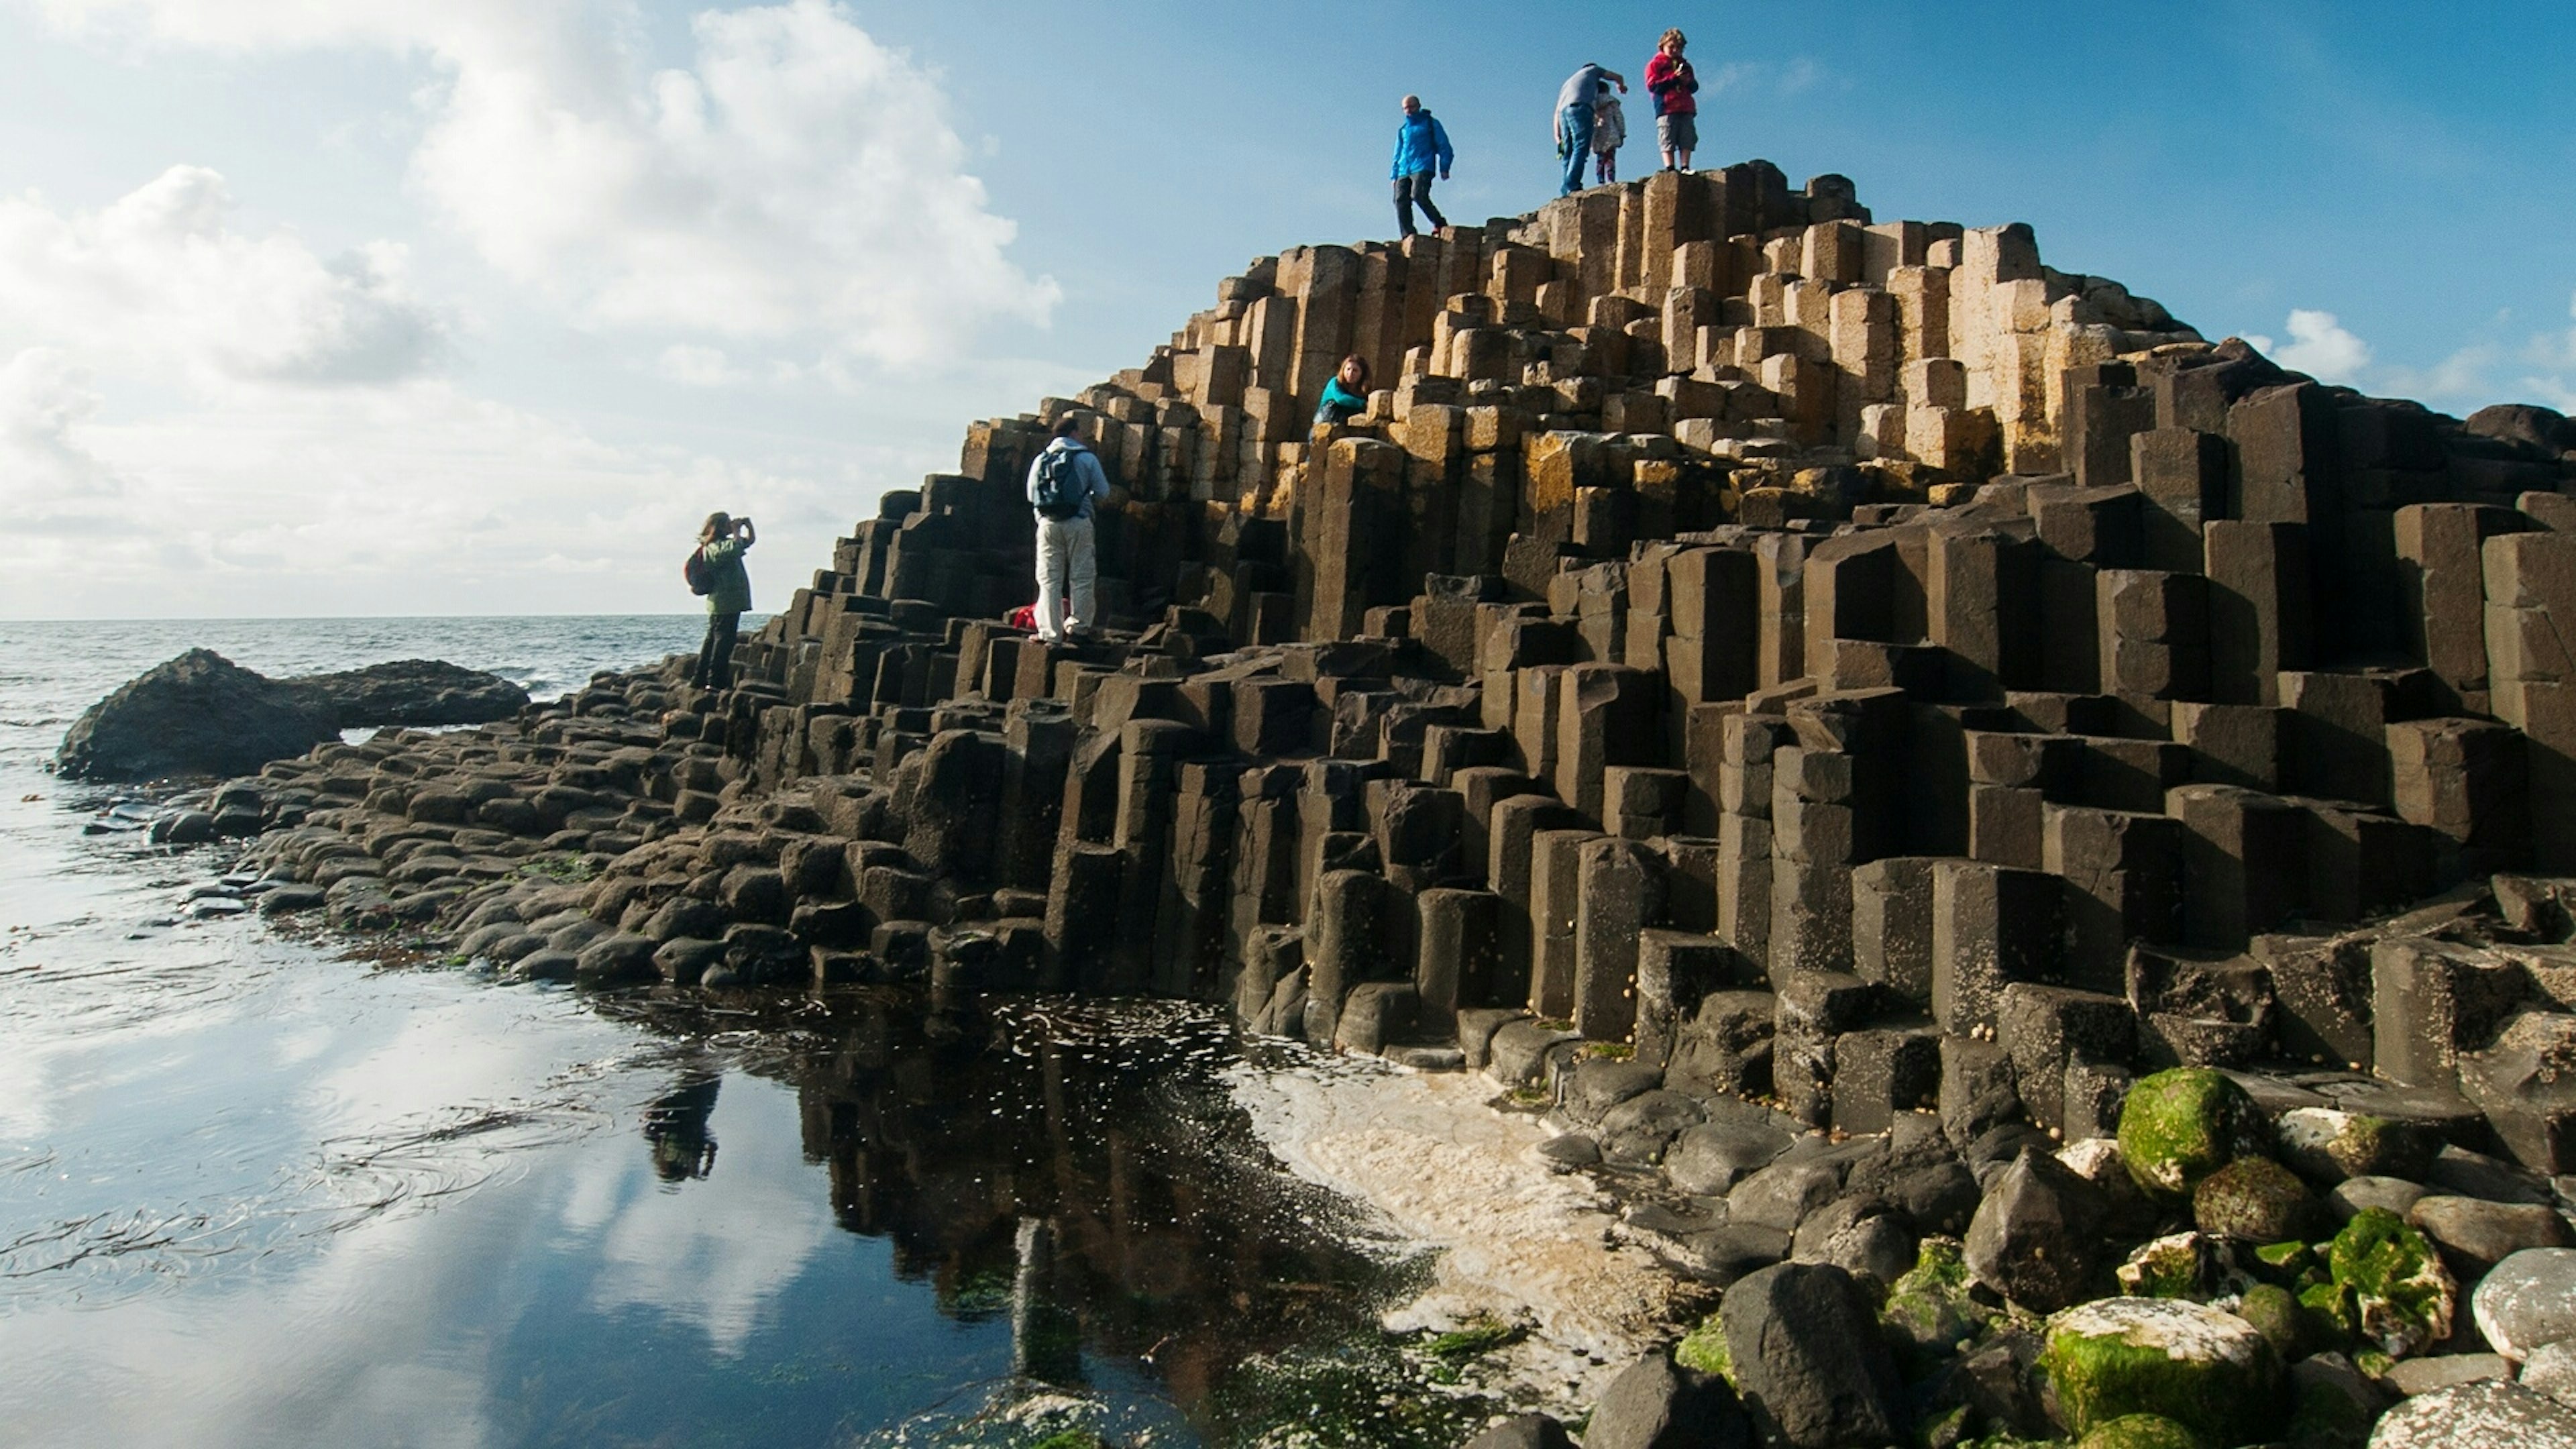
[1554,62,1627,196]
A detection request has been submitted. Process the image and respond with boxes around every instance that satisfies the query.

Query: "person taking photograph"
[690,512,754,691]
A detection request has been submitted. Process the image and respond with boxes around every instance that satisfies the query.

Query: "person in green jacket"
[692,511,755,690]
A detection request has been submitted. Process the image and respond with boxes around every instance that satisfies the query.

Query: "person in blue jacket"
[1391,95,1453,239]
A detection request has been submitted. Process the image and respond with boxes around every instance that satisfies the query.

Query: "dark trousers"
[1393,172,1446,237]
[693,610,741,690]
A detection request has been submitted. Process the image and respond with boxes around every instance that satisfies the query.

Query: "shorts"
[1658,113,1699,153]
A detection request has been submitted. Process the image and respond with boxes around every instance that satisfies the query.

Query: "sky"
[0,0,2569,620]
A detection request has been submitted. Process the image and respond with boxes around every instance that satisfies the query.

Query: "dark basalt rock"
[55,649,527,781]
[1582,1350,1748,1449]
[290,658,531,728]
[1719,1260,1904,1449]
[57,649,337,781]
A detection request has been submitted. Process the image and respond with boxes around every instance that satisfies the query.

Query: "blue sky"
[0,0,2569,618]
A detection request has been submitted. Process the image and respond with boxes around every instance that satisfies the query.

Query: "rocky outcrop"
[162,161,2576,1447]
[56,649,338,782]
[56,650,528,781]
[292,659,531,728]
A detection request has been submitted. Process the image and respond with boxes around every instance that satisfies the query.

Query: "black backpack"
[684,547,713,596]
[1032,445,1088,521]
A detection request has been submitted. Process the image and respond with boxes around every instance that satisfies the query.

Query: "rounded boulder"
[2471,1246,2576,1362]
[2117,1067,2266,1197]
[2366,1379,2576,1449]
[2039,1296,2279,1444]
[2192,1156,2319,1242]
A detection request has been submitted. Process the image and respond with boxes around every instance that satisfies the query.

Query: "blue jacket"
[1391,110,1454,180]
[1025,437,1112,521]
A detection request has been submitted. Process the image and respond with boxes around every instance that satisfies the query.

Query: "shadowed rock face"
[54,649,527,781]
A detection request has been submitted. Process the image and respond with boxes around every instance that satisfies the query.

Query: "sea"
[0,618,1445,1449]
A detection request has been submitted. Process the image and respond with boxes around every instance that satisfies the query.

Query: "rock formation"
[56,649,530,781]
[186,163,2576,1444]
[292,659,535,728]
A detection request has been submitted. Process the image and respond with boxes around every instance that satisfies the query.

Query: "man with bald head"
[1391,93,1454,238]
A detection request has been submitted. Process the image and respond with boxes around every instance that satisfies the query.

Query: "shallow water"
[0,619,1462,1449]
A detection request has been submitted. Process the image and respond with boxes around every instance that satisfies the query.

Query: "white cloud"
[655,343,739,388]
[2372,343,2499,405]
[2524,377,2576,413]
[0,166,446,388]
[0,347,118,496]
[0,376,860,618]
[2261,307,2371,384]
[2524,290,2576,372]
[40,0,1060,368]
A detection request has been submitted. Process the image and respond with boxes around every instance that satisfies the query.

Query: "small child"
[1591,90,1627,185]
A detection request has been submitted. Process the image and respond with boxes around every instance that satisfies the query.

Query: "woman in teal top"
[1313,354,1372,427]
[692,511,755,691]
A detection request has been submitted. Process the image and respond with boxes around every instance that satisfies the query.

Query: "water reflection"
[0,618,1488,1446]
[644,1078,720,1184]
[678,989,1427,1434]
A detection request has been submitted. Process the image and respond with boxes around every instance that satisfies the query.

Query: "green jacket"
[700,536,752,613]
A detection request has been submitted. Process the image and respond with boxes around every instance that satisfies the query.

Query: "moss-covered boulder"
[2298,1279,2359,1345]
[2075,1413,2204,1449]
[2116,1233,2220,1300]
[1881,1236,1993,1372]
[2234,1282,2308,1360]
[2038,1297,2280,1444]
[2192,1157,2318,1242]
[2116,1069,2265,1197]
[2323,1207,2455,1357]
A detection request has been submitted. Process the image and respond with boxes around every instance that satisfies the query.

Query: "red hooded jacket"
[1646,53,1698,117]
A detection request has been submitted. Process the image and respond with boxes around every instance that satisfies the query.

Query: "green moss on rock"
[2324,1207,2455,1356]
[2235,1283,2307,1360]
[2075,1413,2205,1449]
[1673,1311,1732,1385]
[2192,1157,2317,1242]
[2253,1240,2314,1278]
[1884,1235,1992,1367]
[2298,1281,2357,1344]
[2116,1069,2266,1197]
[2038,1297,2280,1444]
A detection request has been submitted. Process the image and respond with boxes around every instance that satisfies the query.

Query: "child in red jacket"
[1645,29,1699,173]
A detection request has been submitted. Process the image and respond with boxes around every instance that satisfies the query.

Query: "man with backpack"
[686,511,755,690]
[1390,94,1454,239]
[1024,416,1113,643]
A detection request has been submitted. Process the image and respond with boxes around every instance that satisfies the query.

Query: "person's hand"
[1440,170,1450,182]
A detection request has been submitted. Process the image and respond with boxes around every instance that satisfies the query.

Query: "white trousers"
[1034,515,1097,641]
